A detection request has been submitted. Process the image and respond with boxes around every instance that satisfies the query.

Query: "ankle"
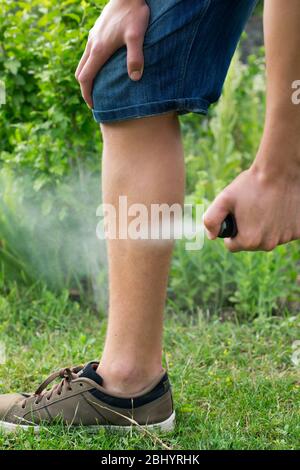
[97,361,164,396]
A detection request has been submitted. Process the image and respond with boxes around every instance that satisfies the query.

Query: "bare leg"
[98,113,184,395]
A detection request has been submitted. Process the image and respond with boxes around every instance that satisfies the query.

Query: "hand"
[75,0,150,108]
[204,149,300,252]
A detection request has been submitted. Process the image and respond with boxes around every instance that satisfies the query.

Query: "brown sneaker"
[0,361,175,433]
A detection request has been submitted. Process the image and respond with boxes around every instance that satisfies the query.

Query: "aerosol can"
[218,214,238,238]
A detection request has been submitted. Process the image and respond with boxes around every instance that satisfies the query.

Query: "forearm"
[205,1,300,250]
[254,0,300,174]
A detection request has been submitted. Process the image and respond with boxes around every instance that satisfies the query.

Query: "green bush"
[0,0,103,184]
[0,0,109,305]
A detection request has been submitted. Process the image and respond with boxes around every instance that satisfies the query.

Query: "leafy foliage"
[1,0,299,319]
[0,0,103,184]
[169,51,300,318]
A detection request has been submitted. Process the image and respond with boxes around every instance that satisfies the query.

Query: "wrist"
[252,118,300,180]
[252,142,300,183]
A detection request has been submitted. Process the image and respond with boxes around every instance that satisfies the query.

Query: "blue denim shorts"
[92,0,257,123]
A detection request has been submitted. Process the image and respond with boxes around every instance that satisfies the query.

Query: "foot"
[0,361,175,433]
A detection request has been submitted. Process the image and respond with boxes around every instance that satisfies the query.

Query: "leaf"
[4,60,21,75]
[62,13,81,23]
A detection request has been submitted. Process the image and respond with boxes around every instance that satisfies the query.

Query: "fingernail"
[130,70,142,81]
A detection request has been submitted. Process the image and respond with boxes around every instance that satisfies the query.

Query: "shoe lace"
[21,365,83,408]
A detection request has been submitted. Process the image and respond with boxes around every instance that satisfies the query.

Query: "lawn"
[0,286,299,450]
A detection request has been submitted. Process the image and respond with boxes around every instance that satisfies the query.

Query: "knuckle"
[125,29,141,43]
[227,244,238,253]
[264,244,275,252]
[220,188,232,206]
[279,235,291,245]
[78,73,88,84]
[225,240,239,252]
[143,4,151,19]
[203,214,215,230]
[244,236,261,251]
[91,41,102,54]
[262,239,278,252]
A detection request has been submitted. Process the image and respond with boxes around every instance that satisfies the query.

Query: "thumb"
[126,34,144,81]
[204,191,234,240]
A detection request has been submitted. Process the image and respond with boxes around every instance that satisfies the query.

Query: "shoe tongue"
[77,361,103,386]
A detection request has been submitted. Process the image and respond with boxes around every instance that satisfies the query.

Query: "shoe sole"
[0,411,175,434]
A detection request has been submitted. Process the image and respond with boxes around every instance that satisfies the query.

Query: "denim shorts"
[92,0,257,123]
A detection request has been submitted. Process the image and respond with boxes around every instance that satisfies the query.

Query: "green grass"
[0,285,299,450]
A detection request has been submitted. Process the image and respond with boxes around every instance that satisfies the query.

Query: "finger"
[224,237,244,252]
[225,233,267,253]
[78,43,111,108]
[126,34,144,81]
[204,191,234,240]
[79,80,93,108]
[75,41,91,80]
